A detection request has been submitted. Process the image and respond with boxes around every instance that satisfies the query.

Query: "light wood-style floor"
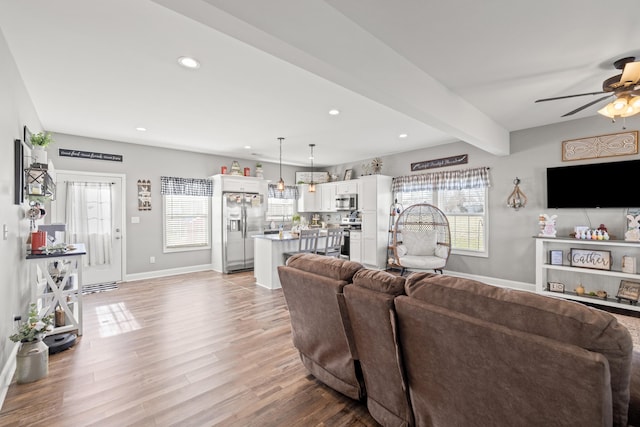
[0,271,378,427]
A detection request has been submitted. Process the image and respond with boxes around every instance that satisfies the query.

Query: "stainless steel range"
[340,216,362,258]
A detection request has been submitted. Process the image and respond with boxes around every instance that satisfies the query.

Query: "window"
[161,176,213,252]
[163,195,210,251]
[393,167,489,256]
[266,184,298,222]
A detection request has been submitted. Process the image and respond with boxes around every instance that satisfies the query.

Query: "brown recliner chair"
[277,253,365,400]
[344,269,414,427]
[397,272,634,427]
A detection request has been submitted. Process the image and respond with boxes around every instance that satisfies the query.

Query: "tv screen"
[546,159,640,208]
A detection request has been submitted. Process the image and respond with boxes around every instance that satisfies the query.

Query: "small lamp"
[507,177,527,210]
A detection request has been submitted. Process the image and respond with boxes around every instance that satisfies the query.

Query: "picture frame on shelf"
[622,256,637,274]
[343,169,353,180]
[549,250,563,265]
[616,280,640,305]
[569,248,611,271]
[548,281,565,293]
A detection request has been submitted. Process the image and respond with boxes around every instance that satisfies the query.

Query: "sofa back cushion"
[345,269,412,426]
[395,295,613,427]
[404,272,633,426]
[277,253,364,400]
[286,252,362,281]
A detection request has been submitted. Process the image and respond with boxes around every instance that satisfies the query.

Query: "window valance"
[268,184,299,199]
[160,176,213,196]
[392,167,491,193]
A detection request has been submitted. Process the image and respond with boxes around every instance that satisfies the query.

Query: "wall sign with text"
[569,248,611,271]
[411,154,468,171]
[59,148,123,162]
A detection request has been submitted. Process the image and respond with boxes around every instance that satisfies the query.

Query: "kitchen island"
[253,231,328,289]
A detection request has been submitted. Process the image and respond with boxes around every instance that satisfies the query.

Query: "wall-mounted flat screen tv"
[546,159,640,209]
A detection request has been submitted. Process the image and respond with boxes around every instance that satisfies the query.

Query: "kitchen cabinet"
[215,175,265,193]
[297,184,319,212]
[535,237,640,313]
[318,183,337,212]
[350,230,362,263]
[357,175,393,269]
[336,180,358,195]
[298,183,337,212]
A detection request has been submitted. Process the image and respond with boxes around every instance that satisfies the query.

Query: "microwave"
[335,194,357,210]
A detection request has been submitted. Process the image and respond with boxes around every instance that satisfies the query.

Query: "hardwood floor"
[0,271,378,427]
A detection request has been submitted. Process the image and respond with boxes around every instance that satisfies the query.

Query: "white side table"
[26,243,86,336]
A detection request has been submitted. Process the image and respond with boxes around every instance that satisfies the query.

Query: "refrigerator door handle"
[242,204,247,238]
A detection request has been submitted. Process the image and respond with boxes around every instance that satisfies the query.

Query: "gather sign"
[569,249,611,271]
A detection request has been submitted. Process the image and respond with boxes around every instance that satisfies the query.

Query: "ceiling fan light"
[621,105,639,118]
[597,104,617,118]
[613,97,628,110]
[631,96,640,109]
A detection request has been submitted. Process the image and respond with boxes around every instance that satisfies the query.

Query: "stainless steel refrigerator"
[221,192,264,273]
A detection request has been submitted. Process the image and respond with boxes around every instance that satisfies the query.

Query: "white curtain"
[66,182,113,267]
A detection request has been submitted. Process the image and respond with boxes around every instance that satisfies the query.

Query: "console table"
[26,243,86,335]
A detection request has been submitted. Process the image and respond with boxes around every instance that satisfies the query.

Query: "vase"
[32,146,47,165]
[16,339,49,384]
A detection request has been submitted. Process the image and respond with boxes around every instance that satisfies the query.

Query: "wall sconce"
[507,177,527,210]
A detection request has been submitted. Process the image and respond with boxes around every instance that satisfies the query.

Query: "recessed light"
[399,133,408,139]
[177,56,200,69]
[136,127,147,132]
[244,145,251,150]
[328,109,340,116]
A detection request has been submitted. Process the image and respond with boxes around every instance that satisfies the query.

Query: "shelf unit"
[535,237,640,313]
[26,244,86,335]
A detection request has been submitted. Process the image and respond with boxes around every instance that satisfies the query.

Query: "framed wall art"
[569,248,611,271]
[562,131,638,161]
[549,250,563,265]
[617,280,640,304]
[547,281,565,293]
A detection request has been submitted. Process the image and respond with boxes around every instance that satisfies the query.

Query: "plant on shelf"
[30,132,54,148]
[9,303,54,343]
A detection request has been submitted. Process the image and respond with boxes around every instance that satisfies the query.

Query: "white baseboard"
[0,342,19,411]
[125,264,213,282]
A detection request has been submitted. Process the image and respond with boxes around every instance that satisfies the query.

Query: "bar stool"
[283,229,319,264]
[317,228,343,258]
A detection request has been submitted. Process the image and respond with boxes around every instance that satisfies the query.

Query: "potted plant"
[30,132,54,165]
[9,303,54,383]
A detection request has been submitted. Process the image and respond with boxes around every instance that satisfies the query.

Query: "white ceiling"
[1,0,639,167]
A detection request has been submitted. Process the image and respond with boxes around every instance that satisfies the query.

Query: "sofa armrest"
[629,351,640,426]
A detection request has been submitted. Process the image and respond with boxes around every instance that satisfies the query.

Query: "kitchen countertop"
[253,229,334,241]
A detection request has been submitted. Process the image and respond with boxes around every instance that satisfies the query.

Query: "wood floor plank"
[0,271,378,427]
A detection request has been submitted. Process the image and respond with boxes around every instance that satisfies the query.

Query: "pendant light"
[308,143,316,193]
[277,137,285,191]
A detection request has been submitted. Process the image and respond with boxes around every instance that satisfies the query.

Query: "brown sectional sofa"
[277,253,640,427]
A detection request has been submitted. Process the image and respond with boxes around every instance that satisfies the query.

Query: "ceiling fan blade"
[620,61,640,86]
[535,91,607,103]
[561,95,612,117]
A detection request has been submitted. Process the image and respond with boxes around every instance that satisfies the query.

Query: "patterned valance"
[392,167,491,192]
[160,176,213,196]
[268,184,299,199]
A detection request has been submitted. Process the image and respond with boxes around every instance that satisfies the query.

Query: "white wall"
[0,28,43,402]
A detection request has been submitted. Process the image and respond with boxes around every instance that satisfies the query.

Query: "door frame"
[51,170,127,284]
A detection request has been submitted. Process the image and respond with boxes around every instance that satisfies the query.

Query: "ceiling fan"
[535,56,640,118]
